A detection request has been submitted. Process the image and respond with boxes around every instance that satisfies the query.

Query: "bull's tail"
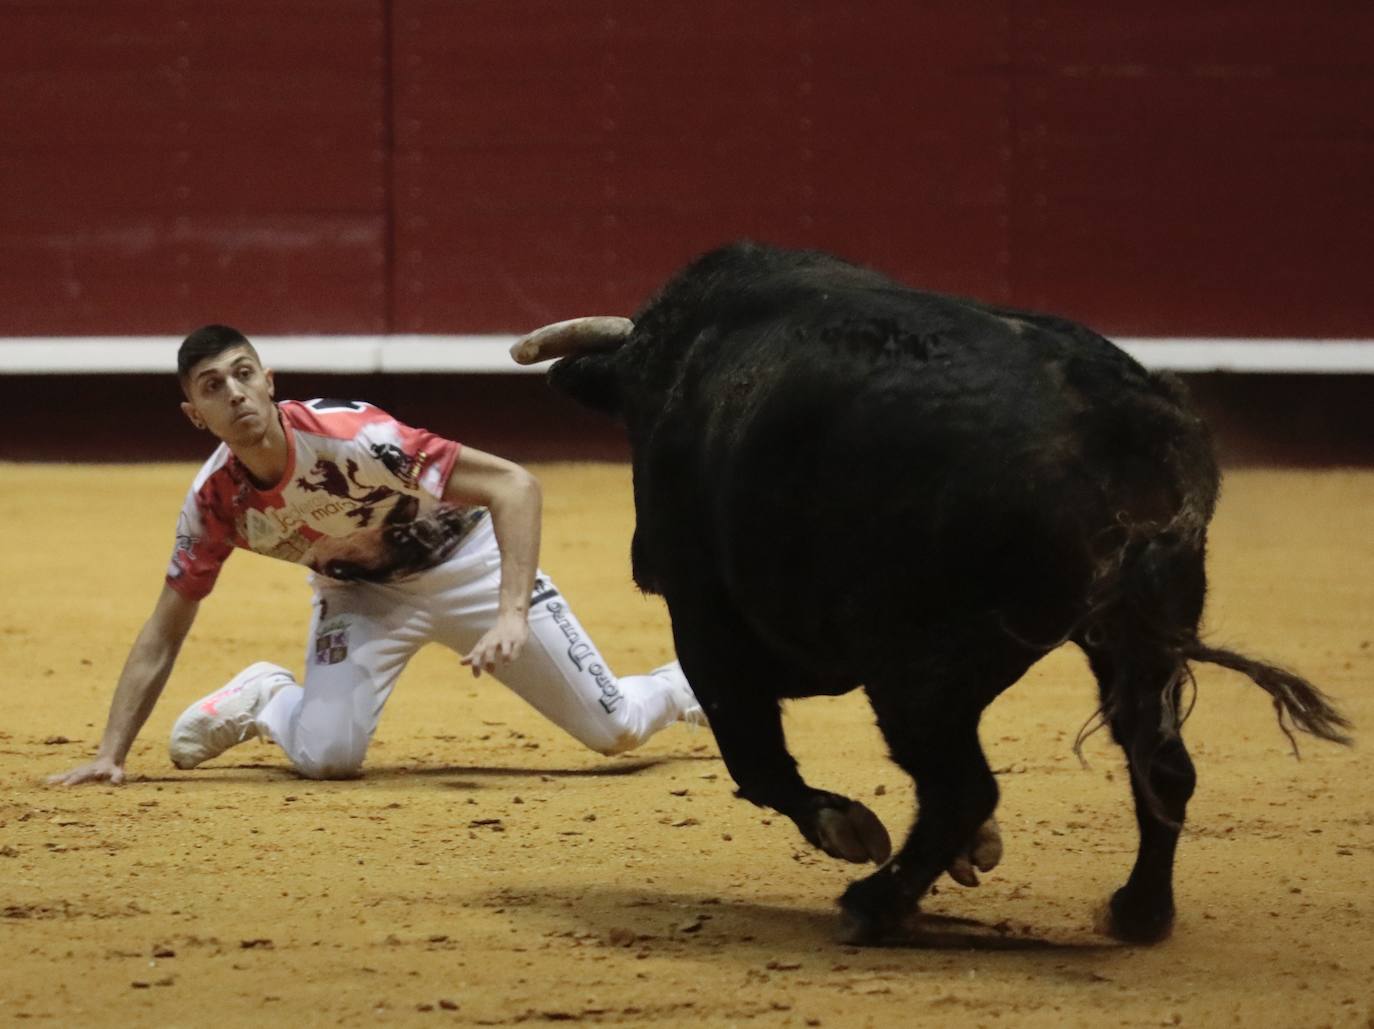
[1071,524,1352,752]
[1074,531,1353,769]
[1070,532,1352,829]
[1179,641,1353,751]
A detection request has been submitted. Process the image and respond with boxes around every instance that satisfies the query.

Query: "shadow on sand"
[480,883,1118,970]
[128,755,681,786]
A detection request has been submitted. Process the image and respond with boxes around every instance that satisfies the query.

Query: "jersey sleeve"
[165,479,237,601]
[396,420,462,499]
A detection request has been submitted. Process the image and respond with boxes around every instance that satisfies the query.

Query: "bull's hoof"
[813,800,892,865]
[1093,888,1175,944]
[837,870,917,945]
[947,815,1003,887]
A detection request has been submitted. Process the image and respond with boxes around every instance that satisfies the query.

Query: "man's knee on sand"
[291,736,369,780]
[579,724,642,757]
[294,726,637,772]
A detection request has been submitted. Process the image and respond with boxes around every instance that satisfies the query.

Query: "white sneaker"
[653,661,709,729]
[169,662,295,769]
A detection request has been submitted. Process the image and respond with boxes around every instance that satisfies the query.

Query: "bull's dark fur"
[546,241,1351,944]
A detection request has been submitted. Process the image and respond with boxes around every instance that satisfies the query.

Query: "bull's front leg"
[708,684,891,865]
[666,592,891,865]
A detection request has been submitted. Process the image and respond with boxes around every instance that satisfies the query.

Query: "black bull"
[515,242,1351,944]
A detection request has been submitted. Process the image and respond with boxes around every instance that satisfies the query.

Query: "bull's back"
[675,283,1215,673]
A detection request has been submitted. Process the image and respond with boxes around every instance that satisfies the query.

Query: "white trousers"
[253,516,694,779]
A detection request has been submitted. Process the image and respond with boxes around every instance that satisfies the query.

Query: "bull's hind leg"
[839,637,1036,942]
[1080,539,1207,943]
[1080,644,1196,943]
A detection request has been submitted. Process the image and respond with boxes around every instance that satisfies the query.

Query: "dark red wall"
[4,2,1373,337]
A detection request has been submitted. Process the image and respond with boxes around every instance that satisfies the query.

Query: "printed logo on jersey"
[296,458,398,528]
[371,443,427,490]
[314,619,350,665]
[545,600,624,714]
[173,509,201,559]
[241,508,314,562]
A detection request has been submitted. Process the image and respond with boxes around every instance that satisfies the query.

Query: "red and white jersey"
[167,399,479,600]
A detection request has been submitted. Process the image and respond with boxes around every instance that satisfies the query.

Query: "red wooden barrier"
[2,2,1371,337]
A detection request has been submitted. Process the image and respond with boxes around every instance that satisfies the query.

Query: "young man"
[50,325,701,785]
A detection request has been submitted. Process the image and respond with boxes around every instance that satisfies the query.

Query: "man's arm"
[47,583,200,785]
[442,445,542,676]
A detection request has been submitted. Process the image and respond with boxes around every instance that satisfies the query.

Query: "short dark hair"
[177,324,256,384]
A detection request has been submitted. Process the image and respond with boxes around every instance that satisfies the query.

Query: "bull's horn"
[509,316,634,365]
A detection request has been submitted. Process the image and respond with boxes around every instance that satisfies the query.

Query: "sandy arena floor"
[1,462,1370,1028]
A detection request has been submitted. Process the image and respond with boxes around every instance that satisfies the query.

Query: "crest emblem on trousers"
[314,620,349,665]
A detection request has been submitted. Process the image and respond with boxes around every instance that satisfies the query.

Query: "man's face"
[180,345,278,446]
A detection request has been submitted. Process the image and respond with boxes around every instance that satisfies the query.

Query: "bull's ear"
[547,351,623,417]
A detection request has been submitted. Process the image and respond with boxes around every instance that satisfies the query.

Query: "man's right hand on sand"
[46,756,126,786]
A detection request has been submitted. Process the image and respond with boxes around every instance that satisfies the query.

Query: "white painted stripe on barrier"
[376,336,538,373]
[1116,339,1374,374]
[0,336,540,375]
[1,336,1373,374]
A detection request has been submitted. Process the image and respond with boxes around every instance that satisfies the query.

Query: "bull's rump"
[676,285,1213,672]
